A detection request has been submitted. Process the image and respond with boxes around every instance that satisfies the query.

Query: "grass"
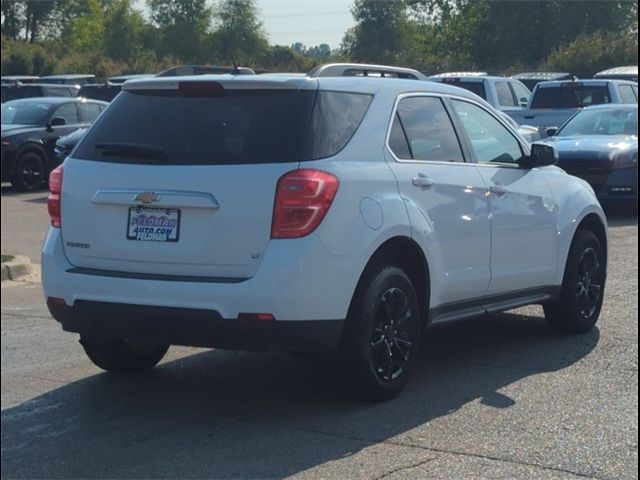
[1,254,14,263]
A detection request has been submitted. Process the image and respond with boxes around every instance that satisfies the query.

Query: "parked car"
[505,79,638,136]
[39,74,96,86]
[511,72,576,91]
[1,97,107,191]
[1,83,79,103]
[594,66,638,83]
[42,64,608,400]
[53,127,87,165]
[428,74,532,111]
[544,104,637,204]
[1,75,40,85]
[78,82,122,102]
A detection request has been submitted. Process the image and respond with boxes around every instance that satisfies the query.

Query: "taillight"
[271,169,339,239]
[47,165,63,228]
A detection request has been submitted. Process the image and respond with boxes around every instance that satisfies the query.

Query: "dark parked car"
[1,97,107,190]
[1,83,79,103]
[511,72,576,91]
[544,104,638,203]
[38,74,96,86]
[53,127,87,165]
[78,82,122,102]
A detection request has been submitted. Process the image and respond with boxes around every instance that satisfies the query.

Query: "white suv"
[42,64,608,400]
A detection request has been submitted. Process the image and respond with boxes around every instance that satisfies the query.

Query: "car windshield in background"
[531,85,611,109]
[558,108,638,137]
[75,89,372,165]
[1,102,49,125]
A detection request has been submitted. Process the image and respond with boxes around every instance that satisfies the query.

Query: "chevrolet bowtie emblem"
[134,192,160,204]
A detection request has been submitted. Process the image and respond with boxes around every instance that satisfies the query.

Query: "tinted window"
[79,103,102,122]
[619,85,637,103]
[47,87,74,97]
[75,89,372,165]
[452,100,523,164]
[558,108,638,136]
[4,86,44,101]
[390,96,464,162]
[531,85,611,108]
[53,103,79,124]
[496,81,517,107]
[304,91,372,159]
[440,79,486,100]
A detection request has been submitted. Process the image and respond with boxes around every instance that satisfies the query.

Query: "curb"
[1,255,33,282]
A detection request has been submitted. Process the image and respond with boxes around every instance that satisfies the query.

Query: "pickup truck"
[429,74,532,111]
[504,79,638,136]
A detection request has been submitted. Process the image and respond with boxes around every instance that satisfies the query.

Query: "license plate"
[127,207,180,242]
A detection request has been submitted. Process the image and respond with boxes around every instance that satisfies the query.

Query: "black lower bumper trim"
[47,300,344,353]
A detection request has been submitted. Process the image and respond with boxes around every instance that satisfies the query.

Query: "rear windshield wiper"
[95,143,168,162]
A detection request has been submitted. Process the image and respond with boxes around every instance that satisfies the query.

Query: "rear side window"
[618,85,637,103]
[454,81,486,100]
[531,85,611,108]
[389,96,464,162]
[511,82,531,107]
[75,89,372,165]
[496,81,517,107]
[79,103,102,122]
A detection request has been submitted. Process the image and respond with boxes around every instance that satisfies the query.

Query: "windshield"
[558,108,638,137]
[75,89,372,165]
[531,85,611,108]
[1,102,50,125]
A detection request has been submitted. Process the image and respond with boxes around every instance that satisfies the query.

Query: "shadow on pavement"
[1,312,599,479]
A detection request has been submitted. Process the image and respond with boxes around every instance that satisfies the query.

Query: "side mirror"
[50,117,67,127]
[521,143,558,169]
[519,97,529,107]
[545,126,558,137]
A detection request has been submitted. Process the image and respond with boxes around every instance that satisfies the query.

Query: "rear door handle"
[490,185,508,196]
[412,174,434,189]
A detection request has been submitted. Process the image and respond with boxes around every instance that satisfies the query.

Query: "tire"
[80,337,169,373]
[12,151,46,192]
[544,229,606,334]
[341,263,422,401]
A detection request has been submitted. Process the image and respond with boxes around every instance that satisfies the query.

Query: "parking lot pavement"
[1,185,49,263]
[0,187,637,480]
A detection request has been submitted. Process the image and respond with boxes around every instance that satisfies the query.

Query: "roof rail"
[308,63,427,80]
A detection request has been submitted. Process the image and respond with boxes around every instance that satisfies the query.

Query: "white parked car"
[42,64,608,400]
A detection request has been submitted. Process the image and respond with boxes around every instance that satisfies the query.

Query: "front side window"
[452,100,523,164]
[389,96,464,162]
[511,82,532,107]
[496,81,517,107]
[53,103,79,124]
[79,103,102,122]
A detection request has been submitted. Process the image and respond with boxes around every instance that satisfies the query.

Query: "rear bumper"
[47,299,343,352]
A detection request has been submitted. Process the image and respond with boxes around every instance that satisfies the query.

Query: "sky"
[256,0,355,48]
[137,0,355,50]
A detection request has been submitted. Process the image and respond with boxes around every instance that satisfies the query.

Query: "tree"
[1,0,24,39]
[213,0,269,65]
[341,0,414,64]
[61,0,105,55]
[104,0,145,62]
[148,0,211,61]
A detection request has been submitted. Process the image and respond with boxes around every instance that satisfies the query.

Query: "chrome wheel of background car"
[576,247,602,320]
[371,287,414,382]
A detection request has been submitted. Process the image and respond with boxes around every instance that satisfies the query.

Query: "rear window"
[3,86,44,101]
[531,85,611,108]
[74,89,372,165]
[79,85,120,102]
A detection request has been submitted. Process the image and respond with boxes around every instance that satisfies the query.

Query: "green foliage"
[543,31,639,77]
[214,0,269,64]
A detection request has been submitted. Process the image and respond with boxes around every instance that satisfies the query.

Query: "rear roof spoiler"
[156,65,256,77]
[308,63,427,80]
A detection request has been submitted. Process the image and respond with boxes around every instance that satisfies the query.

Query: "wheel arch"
[348,236,431,325]
[576,213,608,264]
